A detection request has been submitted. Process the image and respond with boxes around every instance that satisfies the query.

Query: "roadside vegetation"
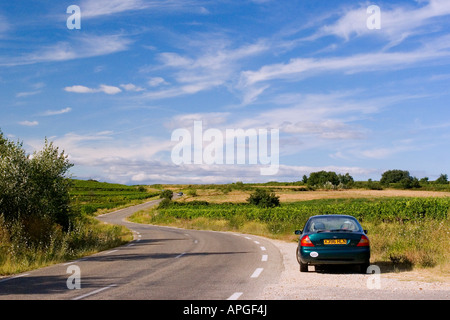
[0,132,155,275]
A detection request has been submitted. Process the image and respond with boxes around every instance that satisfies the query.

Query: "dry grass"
[175,188,450,204]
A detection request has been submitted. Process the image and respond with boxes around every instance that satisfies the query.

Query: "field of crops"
[154,197,450,226]
[69,179,160,215]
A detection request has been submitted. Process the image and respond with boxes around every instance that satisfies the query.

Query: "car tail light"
[357,235,370,247]
[300,235,314,247]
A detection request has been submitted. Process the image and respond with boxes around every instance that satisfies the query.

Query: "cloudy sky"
[1,0,450,184]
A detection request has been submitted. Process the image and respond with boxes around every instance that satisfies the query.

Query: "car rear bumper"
[299,246,370,265]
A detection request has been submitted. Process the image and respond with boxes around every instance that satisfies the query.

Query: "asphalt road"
[0,199,283,300]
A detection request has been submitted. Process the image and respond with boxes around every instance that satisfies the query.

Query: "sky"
[1,0,450,184]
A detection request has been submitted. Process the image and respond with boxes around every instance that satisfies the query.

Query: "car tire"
[359,263,370,274]
[299,261,308,272]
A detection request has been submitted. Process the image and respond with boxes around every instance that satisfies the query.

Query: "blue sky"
[1,0,450,184]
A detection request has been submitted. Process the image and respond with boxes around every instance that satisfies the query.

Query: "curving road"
[0,199,283,300]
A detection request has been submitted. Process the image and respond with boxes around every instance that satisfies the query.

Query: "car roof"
[308,214,357,219]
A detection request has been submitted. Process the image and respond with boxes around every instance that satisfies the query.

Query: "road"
[0,199,283,300]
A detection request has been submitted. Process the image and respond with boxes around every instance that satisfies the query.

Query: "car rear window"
[306,216,362,233]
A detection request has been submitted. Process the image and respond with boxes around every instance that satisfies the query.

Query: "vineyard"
[153,197,450,226]
[69,179,160,215]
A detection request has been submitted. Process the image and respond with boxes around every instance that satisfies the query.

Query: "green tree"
[160,189,174,200]
[435,174,448,184]
[0,132,73,229]
[247,188,280,208]
[380,170,411,185]
[28,139,73,228]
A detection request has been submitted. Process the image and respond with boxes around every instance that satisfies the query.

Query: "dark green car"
[295,215,370,273]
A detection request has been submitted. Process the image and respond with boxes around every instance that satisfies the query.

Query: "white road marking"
[227,292,243,300]
[262,255,268,262]
[104,250,118,255]
[0,273,30,283]
[254,240,260,244]
[260,246,266,251]
[63,258,87,266]
[71,284,118,300]
[245,236,251,240]
[250,268,264,278]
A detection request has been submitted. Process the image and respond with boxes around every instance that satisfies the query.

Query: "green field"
[69,179,160,215]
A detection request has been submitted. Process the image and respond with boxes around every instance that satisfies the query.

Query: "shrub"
[247,189,280,208]
[160,189,173,200]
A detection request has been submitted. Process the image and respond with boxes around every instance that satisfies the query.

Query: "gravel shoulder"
[257,239,450,300]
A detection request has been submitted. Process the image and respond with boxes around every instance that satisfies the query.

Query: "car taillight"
[357,235,370,247]
[300,235,314,247]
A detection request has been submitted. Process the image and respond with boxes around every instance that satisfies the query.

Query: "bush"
[160,189,173,200]
[0,132,73,230]
[247,189,280,208]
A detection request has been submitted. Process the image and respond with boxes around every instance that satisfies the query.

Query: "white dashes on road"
[250,268,264,278]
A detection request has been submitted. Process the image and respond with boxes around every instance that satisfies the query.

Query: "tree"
[247,188,280,208]
[160,189,174,200]
[435,174,448,184]
[305,171,354,188]
[307,171,339,187]
[0,132,73,230]
[380,170,411,185]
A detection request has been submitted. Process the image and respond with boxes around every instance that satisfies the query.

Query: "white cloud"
[120,83,145,91]
[0,34,131,67]
[81,0,207,18]
[19,120,38,126]
[239,36,450,87]
[99,84,122,95]
[311,0,450,46]
[16,90,41,98]
[141,39,269,100]
[147,77,168,87]
[64,84,122,95]
[41,107,72,116]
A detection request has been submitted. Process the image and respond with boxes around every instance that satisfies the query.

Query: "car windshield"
[305,216,362,233]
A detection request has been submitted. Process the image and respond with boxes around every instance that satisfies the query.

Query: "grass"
[0,215,133,275]
[0,178,154,276]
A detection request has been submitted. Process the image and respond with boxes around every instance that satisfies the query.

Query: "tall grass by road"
[0,179,156,276]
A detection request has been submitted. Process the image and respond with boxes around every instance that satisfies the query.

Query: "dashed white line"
[261,255,268,262]
[71,284,118,300]
[250,268,264,278]
[227,292,243,300]
[254,240,260,244]
[260,246,266,251]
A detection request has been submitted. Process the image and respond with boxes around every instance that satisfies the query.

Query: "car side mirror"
[364,230,368,234]
[294,230,302,235]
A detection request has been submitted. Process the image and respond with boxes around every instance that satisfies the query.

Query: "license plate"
[324,239,347,245]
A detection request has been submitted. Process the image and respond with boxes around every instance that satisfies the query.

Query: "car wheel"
[359,263,370,274]
[295,247,301,264]
[299,261,308,272]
